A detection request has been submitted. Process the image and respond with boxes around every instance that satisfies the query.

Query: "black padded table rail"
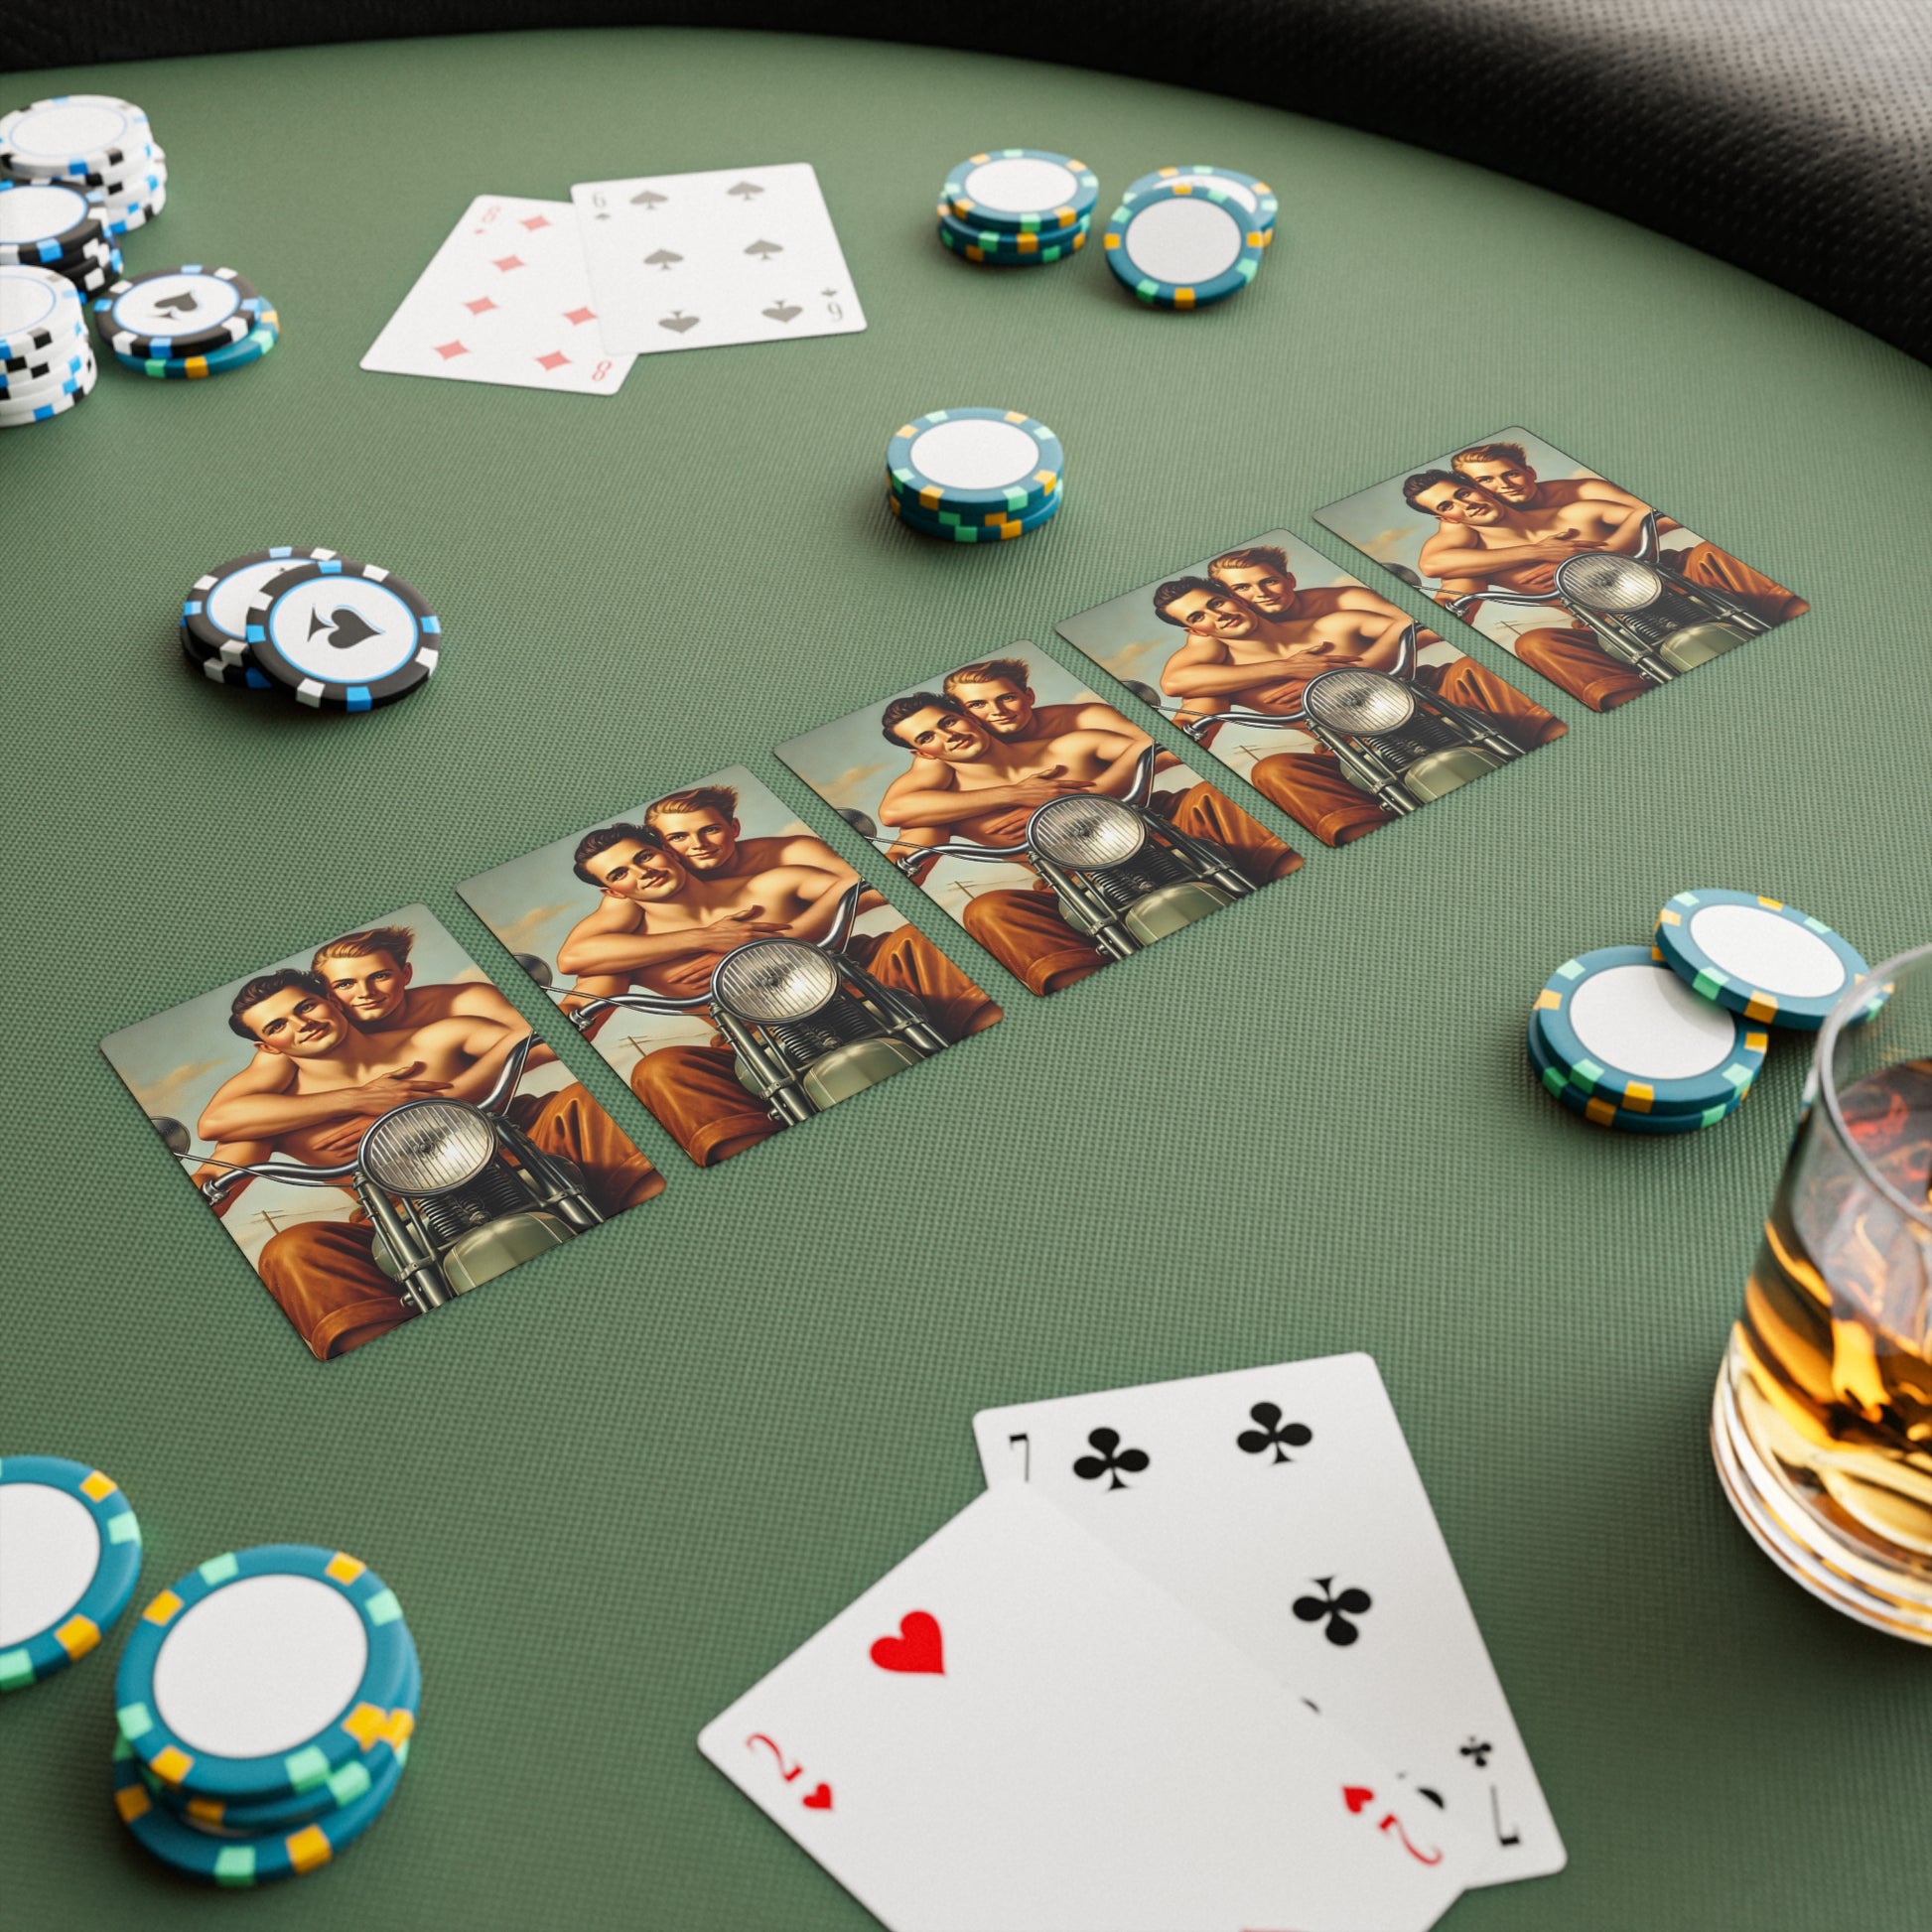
[5,0,1930,367]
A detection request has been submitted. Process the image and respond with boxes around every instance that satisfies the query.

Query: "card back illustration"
[774,647,1302,997]
[100,906,663,1360]
[458,768,1001,1167]
[1056,528,1565,847]
[1313,427,1807,713]
[572,162,865,355]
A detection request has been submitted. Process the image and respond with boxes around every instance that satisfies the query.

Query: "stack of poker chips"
[0,94,167,239]
[887,406,1064,544]
[92,264,279,379]
[112,1544,420,1887]
[0,1454,143,1692]
[0,263,98,429]
[178,549,442,711]
[0,179,123,298]
[935,149,1098,267]
[1527,889,1877,1134]
[1101,164,1279,310]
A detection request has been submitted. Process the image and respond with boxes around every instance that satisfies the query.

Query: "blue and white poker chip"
[1102,179,1265,309]
[1655,889,1874,1033]
[941,149,1098,234]
[1532,943,1768,1115]
[0,1454,143,1690]
[116,1544,415,1803]
[1121,165,1278,245]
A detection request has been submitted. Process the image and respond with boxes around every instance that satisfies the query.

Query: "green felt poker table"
[6,26,1932,1932]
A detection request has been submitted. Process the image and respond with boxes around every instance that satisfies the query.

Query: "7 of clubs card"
[360,194,634,394]
[975,1355,1566,1887]
[571,162,866,355]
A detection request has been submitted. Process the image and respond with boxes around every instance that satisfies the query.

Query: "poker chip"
[889,483,1062,542]
[0,178,106,265]
[240,556,440,710]
[887,406,1064,516]
[0,341,86,396]
[117,1544,414,1803]
[941,149,1099,234]
[1531,943,1767,1118]
[1655,889,1874,1033]
[1102,180,1266,309]
[2,262,83,362]
[180,547,343,683]
[1121,165,1278,245]
[0,352,95,427]
[1525,1019,1744,1134]
[93,265,263,360]
[116,308,278,378]
[114,1727,407,1885]
[935,205,1088,266]
[139,1630,420,1838]
[0,95,152,181]
[0,1455,144,1690]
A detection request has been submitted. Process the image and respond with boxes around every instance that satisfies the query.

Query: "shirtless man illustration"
[1407,445,1807,711]
[1151,547,1562,846]
[877,674,1297,993]
[556,793,998,1165]
[940,654,1298,883]
[196,955,660,1360]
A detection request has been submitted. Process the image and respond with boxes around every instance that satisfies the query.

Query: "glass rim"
[1816,938,1932,1234]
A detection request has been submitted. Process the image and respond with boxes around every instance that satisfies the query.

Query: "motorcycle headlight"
[713,939,842,1023]
[1555,553,1664,612]
[360,1101,498,1195]
[1302,667,1416,735]
[1028,793,1147,869]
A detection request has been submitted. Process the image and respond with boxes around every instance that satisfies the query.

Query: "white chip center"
[0,184,90,246]
[1688,903,1847,999]
[4,100,140,164]
[961,157,1079,213]
[265,579,422,683]
[208,558,301,639]
[0,1483,100,1646]
[109,272,241,339]
[1123,197,1245,286]
[1568,963,1736,1079]
[0,266,74,340]
[907,418,1040,491]
[153,1574,368,1758]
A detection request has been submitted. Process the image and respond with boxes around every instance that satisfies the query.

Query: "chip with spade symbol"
[240,557,440,712]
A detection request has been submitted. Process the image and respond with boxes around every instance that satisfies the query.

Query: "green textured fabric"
[5,27,1932,1932]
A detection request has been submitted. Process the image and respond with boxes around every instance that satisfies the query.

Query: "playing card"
[700,1483,1476,1932]
[571,162,865,355]
[974,1355,1565,1887]
[772,645,1301,998]
[360,194,634,395]
[456,766,1001,1168]
[1053,527,1565,849]
[1312,426,1808,712]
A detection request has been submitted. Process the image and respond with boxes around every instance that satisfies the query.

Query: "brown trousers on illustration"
[255,1081,662,1358]
[1497,538,1806,713]
[629,923,1001,1165]
[1237,656,1565,846]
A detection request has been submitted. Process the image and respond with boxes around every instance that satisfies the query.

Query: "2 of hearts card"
[571,162,866,355]
[701,1355,1562,1929]
[701,1483,1482,1932]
